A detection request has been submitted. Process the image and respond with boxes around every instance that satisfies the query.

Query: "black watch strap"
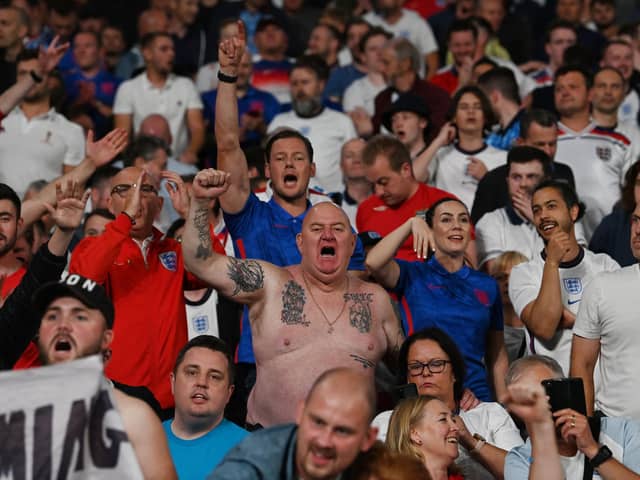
[589,445,613,469]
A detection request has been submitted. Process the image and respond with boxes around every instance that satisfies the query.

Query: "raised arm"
[215,21,251,214]
[365,216,433,289]
[182,169,277,305]
[413,122,456,182]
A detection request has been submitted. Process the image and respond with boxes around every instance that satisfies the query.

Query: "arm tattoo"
[344,293,373,333]
[350,354,374,369]
[193,207,212,260]
[281,280,309,326]
[227,257,264,296]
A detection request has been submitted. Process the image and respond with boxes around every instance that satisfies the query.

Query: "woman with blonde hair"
[386,396,464,480]
[346,441,432,480]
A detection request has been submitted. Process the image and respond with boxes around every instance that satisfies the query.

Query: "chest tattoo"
[281,280,309,327]
[344,293,373,333]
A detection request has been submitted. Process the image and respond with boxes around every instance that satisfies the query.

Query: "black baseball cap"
[256,16,286,33]
[33,274,115,328]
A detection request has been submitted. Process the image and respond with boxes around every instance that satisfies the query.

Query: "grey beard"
[292,96,322,118]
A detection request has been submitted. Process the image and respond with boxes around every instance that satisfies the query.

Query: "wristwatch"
[589,445,613,469]
[471,433,486,453]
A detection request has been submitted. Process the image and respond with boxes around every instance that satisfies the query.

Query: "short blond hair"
[489,251,528,277]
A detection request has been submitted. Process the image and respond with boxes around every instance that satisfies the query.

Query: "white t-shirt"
[343,76,386,116]
[363,9,438,57]
[0,107,85,198]
[195,61,220,93]
[555,121,632,239]
[113,72,203,157]
[618,88,640,125]
[185,289,220,339]
[573,264,640,420]
[267,107,358,193]
[430,143,507,210]
[508,248,619,374]
[373,402,523,480]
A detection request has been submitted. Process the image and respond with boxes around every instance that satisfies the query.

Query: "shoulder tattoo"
[281,280,309,327]
[227,257,264,296]
[344,293,373,334]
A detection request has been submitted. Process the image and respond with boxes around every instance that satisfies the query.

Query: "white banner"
[0,355,143,479]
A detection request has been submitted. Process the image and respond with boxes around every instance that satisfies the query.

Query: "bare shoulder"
[112,389,158,429]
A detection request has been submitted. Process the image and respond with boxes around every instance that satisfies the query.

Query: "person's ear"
[361,426,378,451]
[410,428,423,446]
[569,203,579,222]
[296,232,303,253]
[309,162,316,178]
[102,328,114,351]
[265,161,272,179]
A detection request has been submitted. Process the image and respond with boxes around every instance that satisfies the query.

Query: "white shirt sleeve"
[195,62,219,93]
[342,81,363,113]
[184,78,203,110]
[113,80,133,115]
[573,274,603,340]
[475,213,504,267]
[508,261,541,318]
[412,15,438,55]
[61,121,86,167]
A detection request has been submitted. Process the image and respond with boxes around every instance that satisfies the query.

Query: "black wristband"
[30,70,44,83]
[217,70,238,83]
[589,445,613,469]
[122,211,136,225]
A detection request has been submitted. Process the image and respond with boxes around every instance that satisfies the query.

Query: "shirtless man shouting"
[182,169,404,428]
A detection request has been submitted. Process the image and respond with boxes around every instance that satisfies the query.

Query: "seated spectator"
[528,20,577,89]
[26,0,78,72]
[346,441,432,480]
[268,54,357,193]
[431,19,477,95]
[505,355,640,478]
[343,27,391,130]
[384,93,431,162]
[589,160,640,266]
[113,32,204,165]
[169,0,212,77]
[0,49,85,199]
[508,180,619,375]
[489,251,528,363]
[307,23,341,70]
[100,24,128,75]
[195,18,239,93]
[366,198,507,401]
[210,368,378,479]
[386,396,463,479]
[83,208,115,237]
[373,328,523,479]
[0,4,29,94]
[202,50,280,150]
[414,86,506,209]
[163,335,247,479]
[63,30,121,137]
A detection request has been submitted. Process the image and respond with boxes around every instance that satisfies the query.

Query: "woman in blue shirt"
[365,197,508,402]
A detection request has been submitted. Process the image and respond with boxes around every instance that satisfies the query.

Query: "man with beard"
[214,27,367,424]
[0,185,26,302]
[32,273,177,478]
[268,54,358,194]
[210,368,378,479]
[508,180,619,375]
[0,49,85,199]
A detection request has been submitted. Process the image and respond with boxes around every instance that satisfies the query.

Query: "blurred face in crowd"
[295,377,376,480]
[507,160,545,205]
[174,0,198,26]
[101,26,126,55]
[132,147,168,179]
[380,45,402,85]
[632,203,640,259]
[365,155,415,207]
[520,122,558,160]
[410,399,460,465]
[532,186,577,242]
[556,0,583,23]
[449,30,476,68]
[477,0,505,32]
[266,136,315,203]
[73,32,100,71]
[17,58,50,101]
[254,23,288,56]
[406,339,456,406]
[392,111,427,149]
[340,138,367,181]
[138,9,169,38]
[170,346,234,426]
[591,68,625,114]
[600,42,634,81]
[143,35,175,75]
[591,1,616,29]
[346,22,369,59]
[455,91,484,136]
[545,27,576,68]
[107,167,163,240]
[376,0,403,15]
[0,199,20,257]
[49,9,77,40]
[83,214,111,238]
[0,7,27,49]
[431,200,471,257]
[38,296,112,365]
[308,25,337,59]
[362,33,387,73]
[290,67,324,117]
[554,71,591,118]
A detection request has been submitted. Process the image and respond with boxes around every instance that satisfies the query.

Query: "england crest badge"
[159,251,177,272]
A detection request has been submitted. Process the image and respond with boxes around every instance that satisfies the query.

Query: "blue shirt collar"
[427,255,471,280]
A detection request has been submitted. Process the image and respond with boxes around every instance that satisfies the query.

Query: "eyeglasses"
[407,359,451,376]
[110,183,158,198]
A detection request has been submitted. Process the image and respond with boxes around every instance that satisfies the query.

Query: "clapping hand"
[44,180,90,233]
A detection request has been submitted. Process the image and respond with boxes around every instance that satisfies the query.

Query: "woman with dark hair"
[365,197,508,402]
[373,327,523,480]
[411,86,506,210]
[589,160,640,266]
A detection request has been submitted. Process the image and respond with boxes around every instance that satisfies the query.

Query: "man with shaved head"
[182,169,404,428]
[69,166,204,416]
[210,368,378,479]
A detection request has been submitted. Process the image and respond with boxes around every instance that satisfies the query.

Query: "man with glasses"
[69,166,205,417]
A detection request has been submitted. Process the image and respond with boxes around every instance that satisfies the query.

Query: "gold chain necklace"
[301,272,349,334]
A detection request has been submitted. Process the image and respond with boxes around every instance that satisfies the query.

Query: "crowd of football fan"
[1,0,640,478]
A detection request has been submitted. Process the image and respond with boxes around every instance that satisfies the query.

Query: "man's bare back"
[182,170,404,427]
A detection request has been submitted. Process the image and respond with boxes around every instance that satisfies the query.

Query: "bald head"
[138,9,169,38]
[307,367,377,421]
[139,114,172,146]
[302,202,351,230]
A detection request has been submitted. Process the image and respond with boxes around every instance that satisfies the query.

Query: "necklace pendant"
[328,325,334,334]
